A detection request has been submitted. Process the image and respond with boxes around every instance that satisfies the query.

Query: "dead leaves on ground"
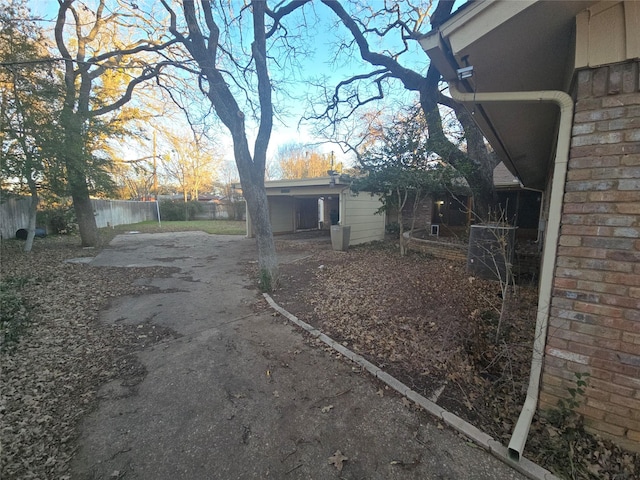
[1,237,177,479]
[328,450,348,471]
[273,241,640,479]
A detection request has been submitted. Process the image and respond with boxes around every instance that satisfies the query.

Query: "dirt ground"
[268,233,640,480]
[270,234,538,445]
[1,232,526,480]
[2,231,638,479]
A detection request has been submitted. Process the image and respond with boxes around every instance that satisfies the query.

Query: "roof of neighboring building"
[493,162,521,189]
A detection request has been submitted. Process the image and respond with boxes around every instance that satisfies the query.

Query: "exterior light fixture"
[457,65,474,80]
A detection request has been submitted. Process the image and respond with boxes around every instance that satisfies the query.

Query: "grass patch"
[109,220,246,236]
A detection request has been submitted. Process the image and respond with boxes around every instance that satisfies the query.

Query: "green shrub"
[231,201,246,221]
[385,222,400,237]
[159,200,203,221]
[0,278,30,352]
[537,372,592,479]
[37,202,77,234]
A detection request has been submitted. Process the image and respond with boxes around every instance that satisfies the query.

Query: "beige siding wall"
[575,1,640,68]
[541,60,640,452]
[268,197,294,234]
[342,192,385,245]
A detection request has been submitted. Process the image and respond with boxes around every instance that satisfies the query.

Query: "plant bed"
[270,239,639,479]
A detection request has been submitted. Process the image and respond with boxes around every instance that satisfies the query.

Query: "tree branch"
[265,0,311,38]
[320,0,425,91]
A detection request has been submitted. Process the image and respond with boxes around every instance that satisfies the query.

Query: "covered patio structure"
[245,176,386,246]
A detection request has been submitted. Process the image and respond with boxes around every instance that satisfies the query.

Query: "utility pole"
[153,130,158,200]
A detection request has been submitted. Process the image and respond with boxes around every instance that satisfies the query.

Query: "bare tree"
[276,142,335,179]
[315,0,499,220]
[161,131,219,201]
[159,0,312,290]
[54,0,177,246]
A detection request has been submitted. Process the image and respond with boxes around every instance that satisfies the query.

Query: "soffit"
[422,0,598,189]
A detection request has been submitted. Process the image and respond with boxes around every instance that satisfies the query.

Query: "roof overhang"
[263,176,351,197]
[420,0,598,189]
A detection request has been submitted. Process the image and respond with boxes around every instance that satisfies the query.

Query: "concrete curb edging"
[263,293,560,480]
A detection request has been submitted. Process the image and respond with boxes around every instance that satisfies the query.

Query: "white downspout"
[448,84,574,460]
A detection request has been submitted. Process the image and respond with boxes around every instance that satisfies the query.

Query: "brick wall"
[386,195,434,230]
[540,60,640,452]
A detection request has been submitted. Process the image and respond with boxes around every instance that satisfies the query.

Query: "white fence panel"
[0,197,32,240]
[92,199,158,228]
[0,197,158,239]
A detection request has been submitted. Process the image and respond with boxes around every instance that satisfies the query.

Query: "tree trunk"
[240,167,278,290]
[62,114,99,247]
[454,107,498,220]
[72,187,98,247]
[24,180,39,253]
[162,0,281,290]
[419,65,498,221]
[68,180,98,247]
[397,187,408,256]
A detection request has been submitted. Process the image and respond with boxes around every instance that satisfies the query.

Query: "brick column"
[540,60,640,452]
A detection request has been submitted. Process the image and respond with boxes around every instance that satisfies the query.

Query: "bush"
[0,278,30,352]
[37,202,77,234]
[385,222,400,237]
[159,199,203,221]
[231,201,246,221]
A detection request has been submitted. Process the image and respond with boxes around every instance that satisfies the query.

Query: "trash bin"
[330,225,351,251]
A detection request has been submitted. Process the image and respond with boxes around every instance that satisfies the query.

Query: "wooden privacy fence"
[192,202,245,221]
[91,199,158,229]
[0,197,158,239]
[0,197,31,240]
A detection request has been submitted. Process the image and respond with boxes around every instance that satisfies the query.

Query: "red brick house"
[421,0,639,457]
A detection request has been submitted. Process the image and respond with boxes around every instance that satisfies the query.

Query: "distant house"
[391,162,541,240]
[243,176,386,246]
[422,0,640,455]
[493,162,543,241]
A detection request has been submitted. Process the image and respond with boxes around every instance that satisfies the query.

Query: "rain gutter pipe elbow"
[448,83,574,461]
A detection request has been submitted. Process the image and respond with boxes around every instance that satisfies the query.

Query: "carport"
[245,176,386,246]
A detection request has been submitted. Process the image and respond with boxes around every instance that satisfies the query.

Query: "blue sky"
[26,0,443,176]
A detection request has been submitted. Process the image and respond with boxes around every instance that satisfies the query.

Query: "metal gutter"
[448,83,574,461]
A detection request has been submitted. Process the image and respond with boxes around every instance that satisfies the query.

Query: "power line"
[0,57,160,69]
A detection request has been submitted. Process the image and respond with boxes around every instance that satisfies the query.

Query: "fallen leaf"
[328,450,348,471]
[376,389,384,397]
[321,405,334,413]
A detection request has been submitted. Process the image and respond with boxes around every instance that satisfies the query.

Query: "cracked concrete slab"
[71,231,526,480]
